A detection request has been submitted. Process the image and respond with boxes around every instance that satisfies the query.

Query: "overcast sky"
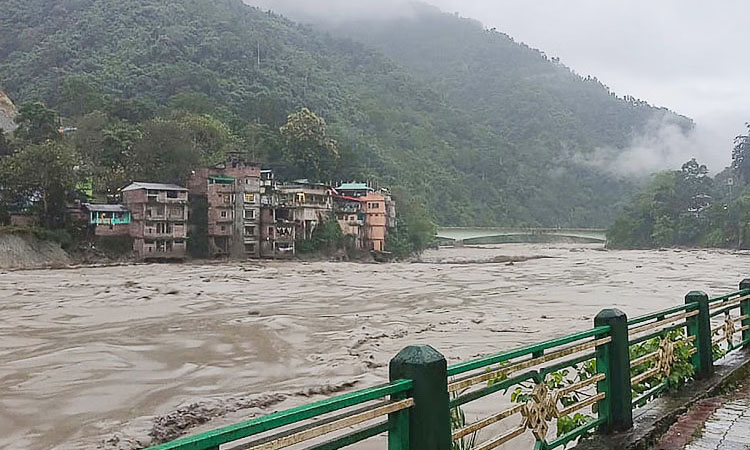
[250,0,750,170]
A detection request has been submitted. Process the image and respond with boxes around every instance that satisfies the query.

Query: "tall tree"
[731,124,750,182]
[129,118,200,184]
[279,108,339,181]
[13,102,60,143]
[0,140,81,228]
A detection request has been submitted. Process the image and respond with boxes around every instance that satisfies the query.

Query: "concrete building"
[333,195,364,249]
[122,182,188,260]
[277,180,333,241]
[259,170,296,258]
[335,182,396,252]
[188,156,261,258]
[83,203,131,236]
[361,192,387,251]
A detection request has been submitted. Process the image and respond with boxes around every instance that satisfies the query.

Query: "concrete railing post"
[685,291,714,379]
[740,279,750,348]
[389,345,451,450]
[594,308,633,432]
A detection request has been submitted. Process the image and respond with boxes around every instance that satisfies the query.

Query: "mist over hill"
[1,0,693,226]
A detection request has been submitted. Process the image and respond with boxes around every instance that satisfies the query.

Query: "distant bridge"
[435,227,607,244]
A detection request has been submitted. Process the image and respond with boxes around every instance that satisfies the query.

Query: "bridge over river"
[435,226,607,244]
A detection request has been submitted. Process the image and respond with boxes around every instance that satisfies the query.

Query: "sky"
[249,0,750,171]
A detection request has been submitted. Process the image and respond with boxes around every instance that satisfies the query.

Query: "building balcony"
[144,232,186,239]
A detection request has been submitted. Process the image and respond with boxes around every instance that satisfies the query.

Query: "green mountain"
[0,0,690,226]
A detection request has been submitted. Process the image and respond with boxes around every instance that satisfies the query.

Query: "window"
[244,209,256,219]
[245,226,256,236]
[167,190,178,199]
[245,243,256,253]
[220,225,226,232]
[268,227,274,234]
[224,195,230,204]
[221,210,227,218]
[245,193,255,202]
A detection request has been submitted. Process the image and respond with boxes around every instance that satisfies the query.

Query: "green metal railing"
[144,279,750,450]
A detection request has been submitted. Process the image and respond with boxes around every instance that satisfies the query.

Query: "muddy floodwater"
[2,243,750,450]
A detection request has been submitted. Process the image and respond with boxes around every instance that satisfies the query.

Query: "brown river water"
[2,243,750,450]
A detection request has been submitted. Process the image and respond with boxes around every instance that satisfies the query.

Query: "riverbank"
[3,243,750,449]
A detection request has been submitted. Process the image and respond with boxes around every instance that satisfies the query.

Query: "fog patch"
[575,115,731,176]
[245,0,419,23]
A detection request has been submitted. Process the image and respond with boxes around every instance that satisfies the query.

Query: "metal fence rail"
[144,279,750,450]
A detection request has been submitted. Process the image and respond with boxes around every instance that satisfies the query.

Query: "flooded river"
[2,243,750,449]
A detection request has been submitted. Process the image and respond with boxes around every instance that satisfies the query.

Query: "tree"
[0,140,81,228]
[175,112,241,165]
[732,124,750,182]
[73,112,142,196]
[0,129,11,157]
[279,108,339,181]
[59,76,106,117]
[129,118,201,184]
[13,102,60,143]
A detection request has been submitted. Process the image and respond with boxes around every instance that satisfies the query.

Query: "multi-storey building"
[333,194,364,249]
[188,155,261,258]
[122,182,189,259]
[335,182,395,252]
[259,170,296,258]
[277,180,333,240]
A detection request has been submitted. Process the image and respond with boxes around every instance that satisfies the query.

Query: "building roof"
[83,203,130,213]
[337,182,371,191]
[122,182,188,192]
[333,194,364,203]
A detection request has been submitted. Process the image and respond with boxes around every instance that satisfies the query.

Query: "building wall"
[123,188,188,260]
[192,162,262,259]
[361,193,387,252]
[94,223,131,237]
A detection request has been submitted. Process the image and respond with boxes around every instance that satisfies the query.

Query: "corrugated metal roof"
[122,182,187,192]
[337,182,370,191]
[83,203,130,212]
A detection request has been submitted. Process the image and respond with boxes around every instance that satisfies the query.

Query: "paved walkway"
[684,397,750,450]
[655,383,750,450]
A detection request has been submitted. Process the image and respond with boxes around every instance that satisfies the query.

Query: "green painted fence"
[144,279,750,450]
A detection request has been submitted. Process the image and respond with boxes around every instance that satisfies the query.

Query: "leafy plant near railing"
[713,342,727,361]
[629,329,694,407]
[449,389,478,450]
[488,361,598,437]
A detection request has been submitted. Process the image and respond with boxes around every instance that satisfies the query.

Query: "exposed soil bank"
[0,232,71,270]
[2,243,750,449]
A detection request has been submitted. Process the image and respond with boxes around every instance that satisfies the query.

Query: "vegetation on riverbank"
[607,125,750,249]
[0,0,691,228]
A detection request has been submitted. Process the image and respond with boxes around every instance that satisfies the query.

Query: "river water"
[1,243,749,450]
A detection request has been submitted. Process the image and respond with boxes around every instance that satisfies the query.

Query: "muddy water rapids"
[2,243,750,449]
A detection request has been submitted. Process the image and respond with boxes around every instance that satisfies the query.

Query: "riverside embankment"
[2,243,750,449]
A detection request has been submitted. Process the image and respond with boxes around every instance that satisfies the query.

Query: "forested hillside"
[0,0,690,226]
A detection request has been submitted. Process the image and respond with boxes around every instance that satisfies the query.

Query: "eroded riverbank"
[2,243,750,449]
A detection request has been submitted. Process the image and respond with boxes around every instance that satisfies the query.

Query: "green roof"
[337,182,370,191]
[209,176,235,184]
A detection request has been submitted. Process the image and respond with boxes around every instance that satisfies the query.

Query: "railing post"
[740,279,750,348]
[594,308,633,432]
[389,345,451,450]
[685,291,713,379]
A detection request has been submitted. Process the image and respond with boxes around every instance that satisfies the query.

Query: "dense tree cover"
[0,0,687,227]
[279,108,339,181]
[608,126,750,249]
